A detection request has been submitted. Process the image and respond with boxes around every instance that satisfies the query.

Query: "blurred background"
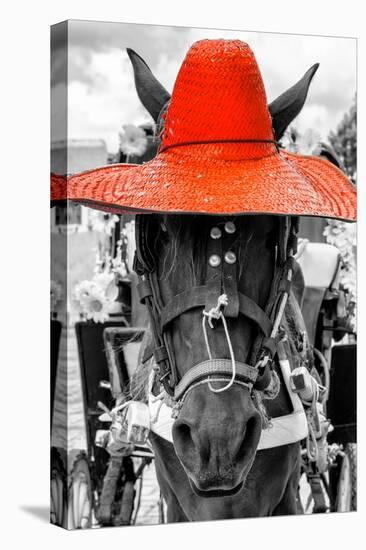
[52,21,356,153]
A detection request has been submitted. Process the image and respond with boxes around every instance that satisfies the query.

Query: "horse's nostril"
[174,419,208,458]
[174,419,210,465]
[174,421,193,447]
[177,422,191,440]
[173,421,194,450]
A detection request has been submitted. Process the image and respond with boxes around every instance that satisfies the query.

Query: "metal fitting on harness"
[261,336,279,358]
[290,366,317,403]
[95,401,151,455]
[253,362,272,391]
[153,345,169,364]
[137,279,153,303]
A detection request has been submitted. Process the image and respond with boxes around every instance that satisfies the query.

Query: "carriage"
[51,315,165,528]
[296,241,356,512]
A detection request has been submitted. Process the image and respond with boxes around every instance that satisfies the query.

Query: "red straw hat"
[50,173,67,204]
[58,39,356,221]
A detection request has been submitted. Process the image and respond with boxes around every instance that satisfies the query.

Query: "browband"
[138,282,273,337]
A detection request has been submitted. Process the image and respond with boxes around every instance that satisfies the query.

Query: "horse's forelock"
[156,215,206,285]
[154,215,275,289]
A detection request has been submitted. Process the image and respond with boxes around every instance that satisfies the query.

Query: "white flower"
[282,128,321,156]
[73,280,110,323]
[119,124,148,157]
[51,280,62,311]
[111,255,128,278]
[93,272,119,301]
[88,210,119,236]
[73,270,120,323]
[93,272,114,291]
[296,129,322,156]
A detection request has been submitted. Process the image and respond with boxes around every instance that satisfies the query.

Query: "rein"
[134,214,299,408]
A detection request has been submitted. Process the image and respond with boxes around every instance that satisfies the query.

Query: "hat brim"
[55,148,356,221]
[50,173,67,207]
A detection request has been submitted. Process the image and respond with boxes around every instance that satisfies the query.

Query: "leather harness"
[134,214,299,401]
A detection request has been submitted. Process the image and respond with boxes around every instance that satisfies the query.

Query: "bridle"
[134,214,298,404]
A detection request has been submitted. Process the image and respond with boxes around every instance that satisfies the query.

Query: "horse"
[126,47,317,521]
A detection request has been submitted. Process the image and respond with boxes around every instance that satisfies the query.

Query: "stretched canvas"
[50,20,357,529]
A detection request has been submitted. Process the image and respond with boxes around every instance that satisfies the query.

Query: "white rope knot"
[150,388,177,423]
[202,294,237,393]
[203,293,229,328]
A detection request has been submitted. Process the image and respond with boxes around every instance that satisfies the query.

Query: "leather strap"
[307,473,328,513]
[238,293,272,336]
[135,215,156,274]
[205,226,222,311]
[222,227,239,317]
[153,345,169,363]
[159,287,272,336]
[174,359,258,400]
[278,217,290,266]
[137,279,153,303]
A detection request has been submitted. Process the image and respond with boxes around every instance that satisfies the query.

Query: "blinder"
[134,213,298,401]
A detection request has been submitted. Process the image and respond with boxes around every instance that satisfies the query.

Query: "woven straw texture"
[52,39,356,221]
[50,173,67,203]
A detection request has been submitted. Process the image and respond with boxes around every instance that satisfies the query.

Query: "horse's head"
[129,48,318,495]
[142,214,282,495]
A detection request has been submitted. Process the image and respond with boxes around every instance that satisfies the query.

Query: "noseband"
[134,215,298,403]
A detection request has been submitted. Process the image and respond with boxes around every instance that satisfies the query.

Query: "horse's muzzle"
[172,384,262,494]
[189,477,244,498]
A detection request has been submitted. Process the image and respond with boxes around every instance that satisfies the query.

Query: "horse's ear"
[126,48,171,122]
[269,64,319,141]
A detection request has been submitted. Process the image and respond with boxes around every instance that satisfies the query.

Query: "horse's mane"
[130,329,154,403]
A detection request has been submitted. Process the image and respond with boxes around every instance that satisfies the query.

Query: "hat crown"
[65,39,356,222]
[161,40,274,149]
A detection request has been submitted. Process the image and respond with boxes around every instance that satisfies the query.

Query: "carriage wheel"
[50,449,67,527]
[336,443,357,512]
[68,453,93,529]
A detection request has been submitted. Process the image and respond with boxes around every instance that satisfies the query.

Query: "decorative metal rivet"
[210,227,222,239]
[224,251,236,264]
[209,254,221,267]
[224,221,236,234]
